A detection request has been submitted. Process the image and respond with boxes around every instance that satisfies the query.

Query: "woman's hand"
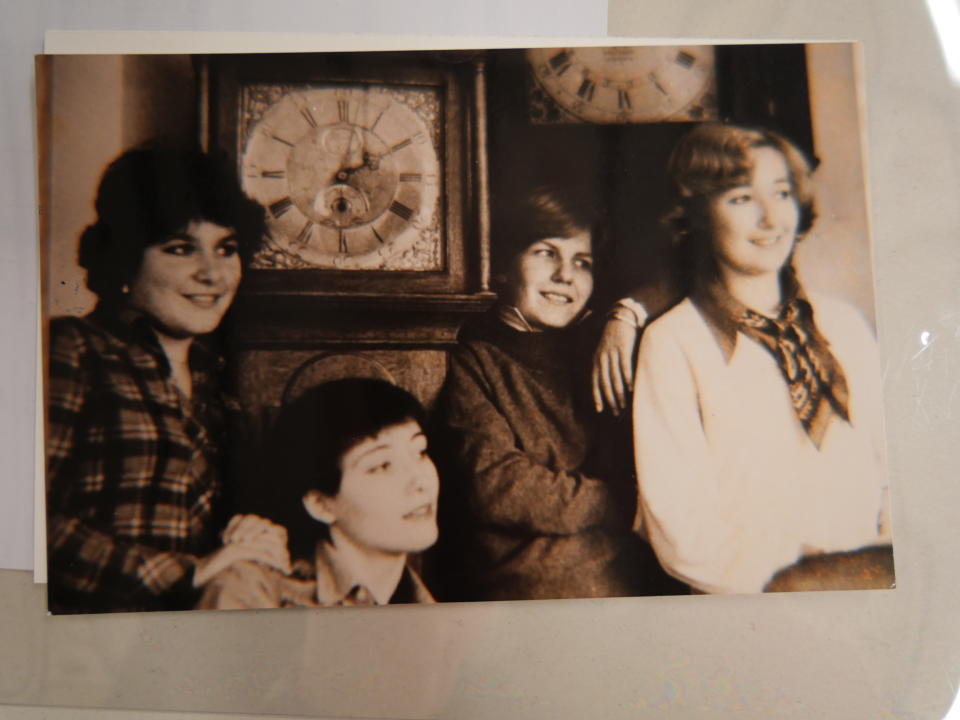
[193,514,292,588]
[221,513,288,547]
[592,314,640,416]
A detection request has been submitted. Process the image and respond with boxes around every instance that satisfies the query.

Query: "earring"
[121,283,130,295]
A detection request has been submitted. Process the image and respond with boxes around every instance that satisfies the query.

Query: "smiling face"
[707,146,801,280]
[126,220,242,339]
[308,420,440,556]
[503,231,594,330]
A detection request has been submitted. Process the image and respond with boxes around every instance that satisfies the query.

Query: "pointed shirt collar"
[496,303,593,334]
[313,539,407,606]
[689,266,808,363]
[497,304,537,332]
[89,303,224,376]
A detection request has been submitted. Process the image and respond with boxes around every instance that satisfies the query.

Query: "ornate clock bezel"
[526,45,719,125]
[239,82,444,272]
[201,52,486,300]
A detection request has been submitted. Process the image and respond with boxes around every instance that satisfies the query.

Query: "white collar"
[497,304,537,332]
[314,533,406,606]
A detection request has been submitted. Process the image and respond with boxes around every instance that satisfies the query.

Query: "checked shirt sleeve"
[46,321,201,608]
[47,515,199,599]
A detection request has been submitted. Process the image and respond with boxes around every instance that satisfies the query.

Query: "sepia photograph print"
[38,42,894,615]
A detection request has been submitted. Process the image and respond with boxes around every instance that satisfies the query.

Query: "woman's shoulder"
[46,316,114,400]
[650,297,698,322]
[643,298,705,339]
[637,298,729,371]
[453,310,529,364]
[49,314,101,358]
[449,318,499,368]
[50,313,95,336]
[456,308,501,344]
[50,312,132,358]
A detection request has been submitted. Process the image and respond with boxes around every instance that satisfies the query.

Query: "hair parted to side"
[661,123,816,287]
[490,185,602,287]
[78,142,266,309]
[666,123,816,233]
[259,378,428,558]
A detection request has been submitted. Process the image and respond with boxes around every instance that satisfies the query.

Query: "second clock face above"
[528,45,717,124]
[240,84,443,271]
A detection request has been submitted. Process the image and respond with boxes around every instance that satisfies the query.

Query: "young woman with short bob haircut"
[198,378,439,609]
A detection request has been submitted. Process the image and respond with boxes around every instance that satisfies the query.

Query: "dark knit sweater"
[431,309,650,601]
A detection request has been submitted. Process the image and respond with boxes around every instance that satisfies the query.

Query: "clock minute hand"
[335,150,382,182]
[361,150,382,170]
[333,127,366,179]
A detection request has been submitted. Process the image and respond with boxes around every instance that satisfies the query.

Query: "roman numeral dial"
[240,83,443,270]
[528,45,717,124]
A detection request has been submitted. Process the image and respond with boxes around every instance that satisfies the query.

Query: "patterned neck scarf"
[739,294,850,448]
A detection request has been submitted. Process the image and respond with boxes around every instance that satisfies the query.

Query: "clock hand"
[333,127,367,181]
[363,150,381,170]
[344,127,364,164]
[335,150,382,182]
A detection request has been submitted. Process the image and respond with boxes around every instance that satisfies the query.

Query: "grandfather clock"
[198,51,495,424]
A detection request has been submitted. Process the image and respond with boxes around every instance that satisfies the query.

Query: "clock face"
[240,84,443,270]
[528,46,717,124]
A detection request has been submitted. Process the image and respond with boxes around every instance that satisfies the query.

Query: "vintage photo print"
[38,42,893,614]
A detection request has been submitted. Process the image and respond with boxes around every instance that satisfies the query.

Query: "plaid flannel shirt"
[46,309,233,613]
